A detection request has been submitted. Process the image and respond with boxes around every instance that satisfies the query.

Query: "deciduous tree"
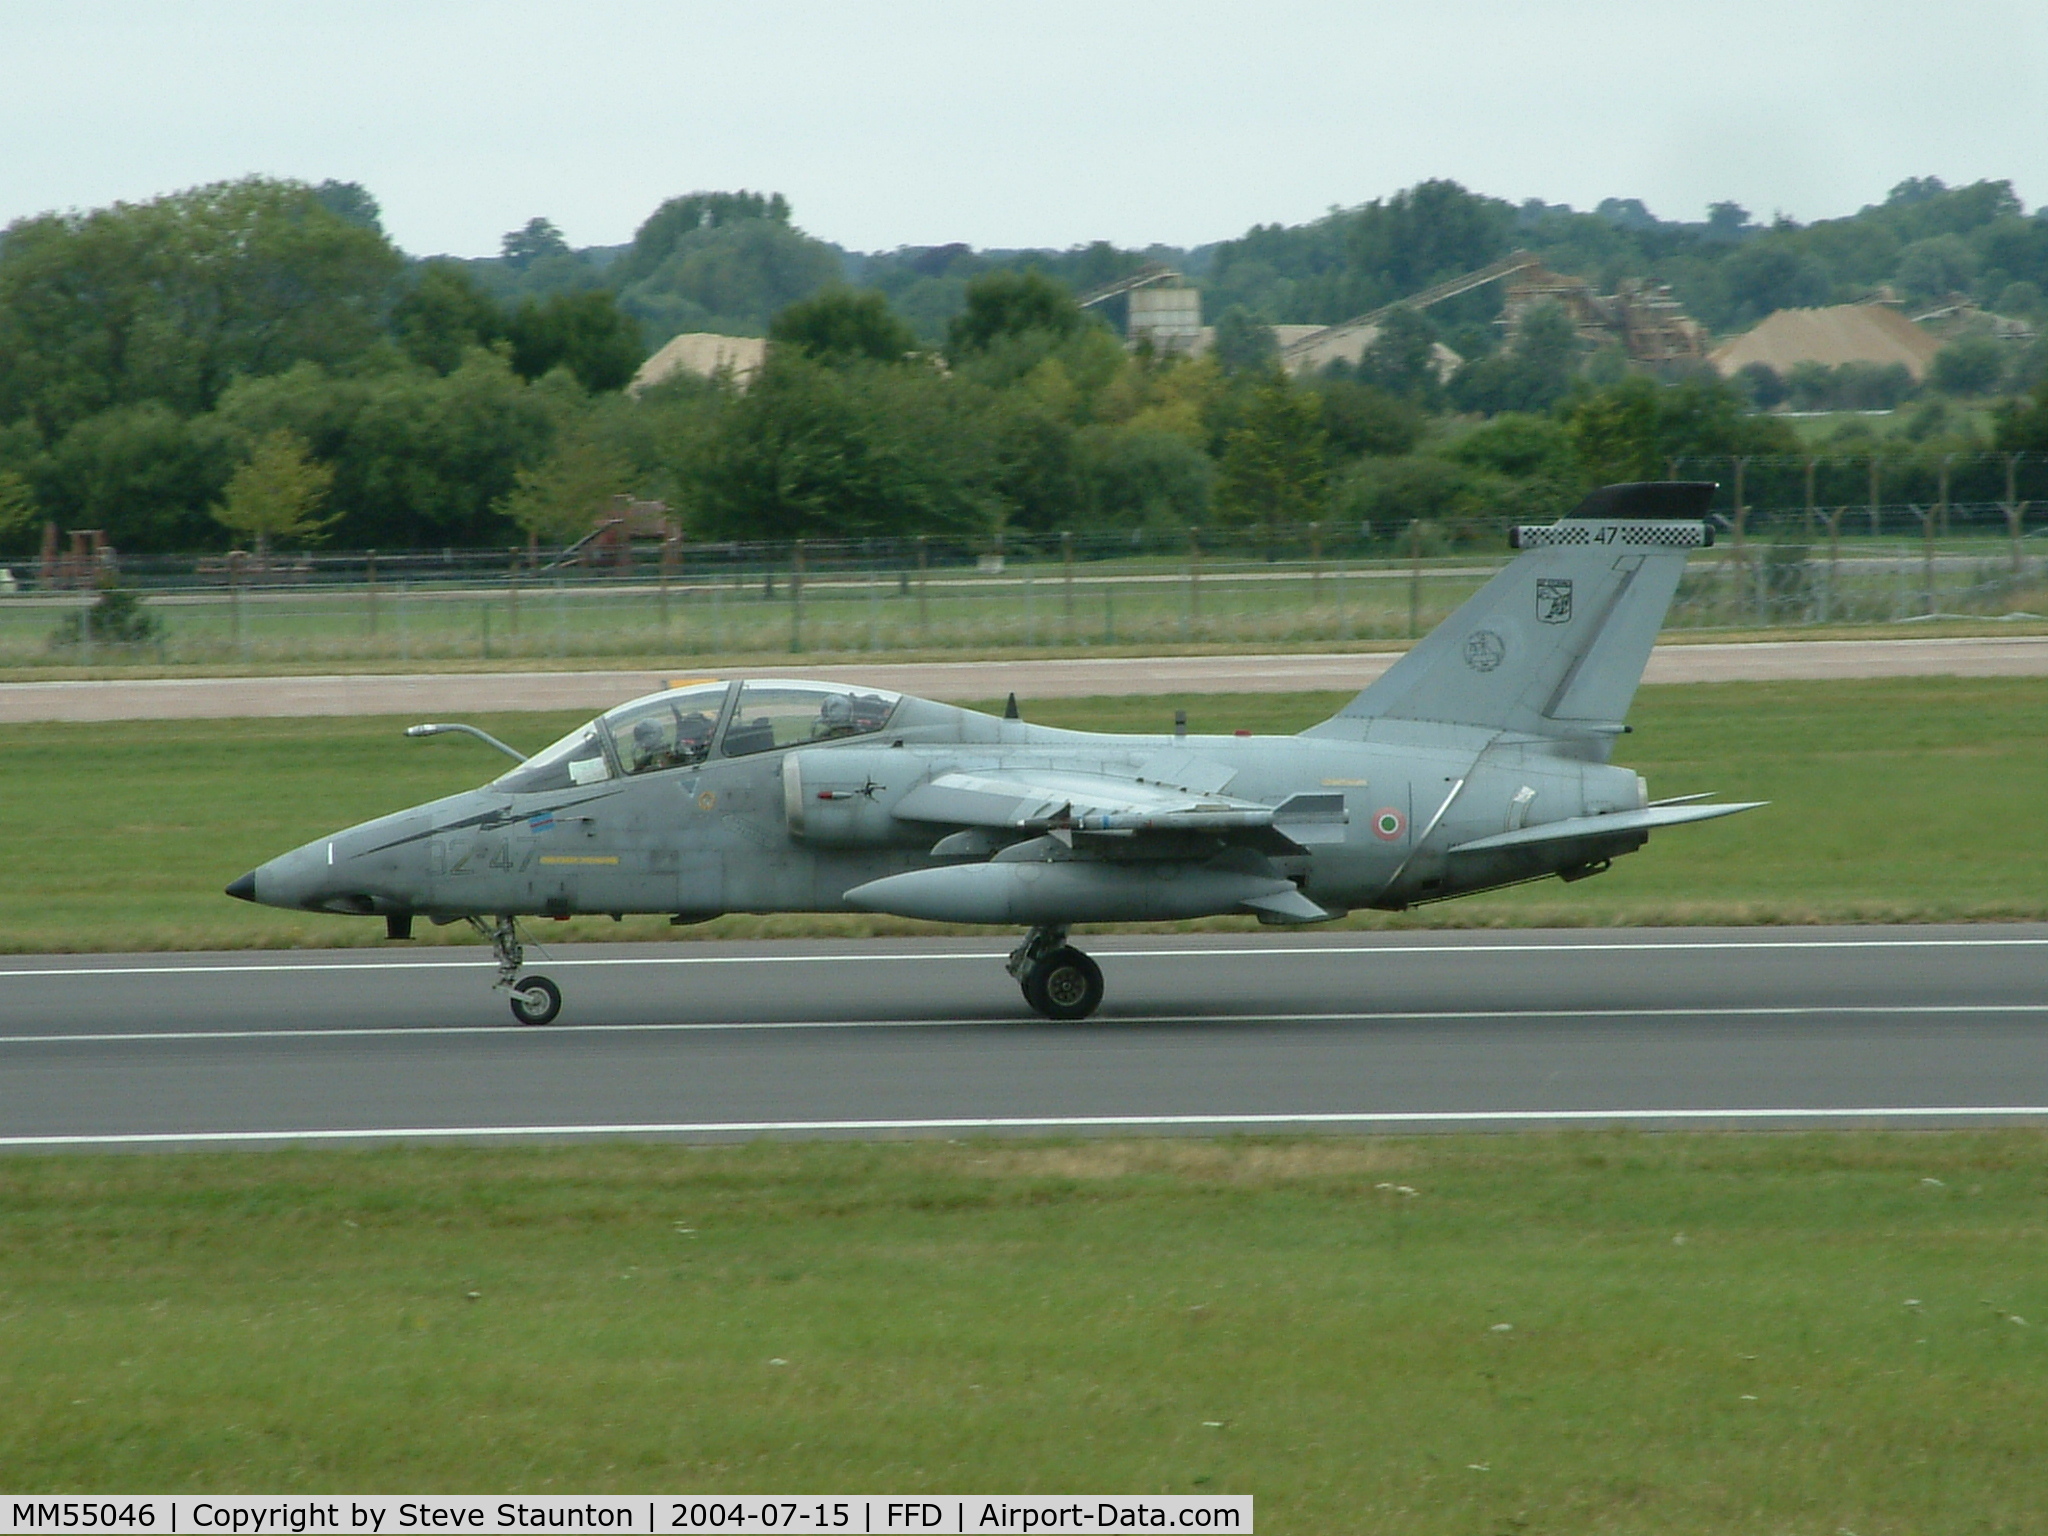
[769,288,920,366]
[687,354,995,541]
[1212,307,1278,373]
[506,292,644,392]
[1929,333,2007,397]
[1213,376,1328,540]
[495,431,636,552]
[0,467,37,550]
[0,177,404,437]
[212,430,336,557]
[392,263,506,375]
[946,270,1084,360]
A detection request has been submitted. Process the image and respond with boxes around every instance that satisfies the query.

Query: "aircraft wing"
[893,768,1349,846]
[1447,800,1765,855]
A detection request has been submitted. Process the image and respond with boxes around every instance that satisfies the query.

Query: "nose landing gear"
[1007,925,1105,1021]
[509,974,562,1026]
[471,915,562,1026]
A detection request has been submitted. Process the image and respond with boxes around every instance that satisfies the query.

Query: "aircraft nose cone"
[225,871,257,903]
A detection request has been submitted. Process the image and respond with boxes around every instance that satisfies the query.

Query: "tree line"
[3,175,2047,565]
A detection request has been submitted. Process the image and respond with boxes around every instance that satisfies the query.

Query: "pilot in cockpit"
[676,711,713,763]
[630,717,670,773]
[814,694,857,739]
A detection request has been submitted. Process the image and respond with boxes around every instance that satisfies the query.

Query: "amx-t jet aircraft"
[229,482,1760,1023]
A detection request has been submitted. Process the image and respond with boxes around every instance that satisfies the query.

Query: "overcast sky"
[4,0,2044,259]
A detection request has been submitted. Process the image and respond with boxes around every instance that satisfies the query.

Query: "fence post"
[508,556,520,639]
[1802,458,1818,540]
[1336,550,1351,642]
[1407,519,1422,639]
[916,535,929,641]
[2005,452,2027,573]
[1868,457,1882,540]
[1915,503,1936,616]
[226,552,240,658]
[867,555,881,651]
[790,538,806,654]
[1186,527,1201,638]
[658,531,673,634]
[1061,531,1074,636]
[1939,452,1953,540]
[366,550,378,637]
[1730,455,1752,623]
[1824,506,1845,623]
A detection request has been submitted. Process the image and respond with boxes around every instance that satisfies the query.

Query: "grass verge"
[5,612,2048,685]
[4,675,2045,952]
[2,1132,2045,1528]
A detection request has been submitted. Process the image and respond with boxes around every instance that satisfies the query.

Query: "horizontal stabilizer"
[1448,800,1765,856]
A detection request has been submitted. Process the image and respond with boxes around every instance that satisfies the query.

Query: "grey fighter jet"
[228,482,1761,1024]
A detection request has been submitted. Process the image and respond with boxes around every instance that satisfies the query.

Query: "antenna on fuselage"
[1004,693,1022,721]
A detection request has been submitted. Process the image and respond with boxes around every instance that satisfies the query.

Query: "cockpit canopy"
[491,680,902,794]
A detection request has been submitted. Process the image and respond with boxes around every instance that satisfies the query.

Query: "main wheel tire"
[509,974,562,1026]
[1023,947,1104,1021]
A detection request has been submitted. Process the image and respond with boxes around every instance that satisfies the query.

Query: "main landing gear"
[1007,925,1105,1022]
[470,915,562,1026]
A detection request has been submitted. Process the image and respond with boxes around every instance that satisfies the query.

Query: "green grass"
[0,568,1492,672]
[1785,404,2005,443]
[3,676,2045,952]
[4,536,2043,677]
[2,1133,2046,1527]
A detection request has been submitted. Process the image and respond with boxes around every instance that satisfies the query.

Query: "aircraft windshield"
[492,722,613,794]
[601,683,730,776]
[721,681,900,757]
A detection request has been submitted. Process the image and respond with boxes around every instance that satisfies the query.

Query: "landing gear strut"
[1006,925,1105,1022]
[470,914,561,1026]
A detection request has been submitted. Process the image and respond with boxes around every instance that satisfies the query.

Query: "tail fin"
[1308,482,1715,742]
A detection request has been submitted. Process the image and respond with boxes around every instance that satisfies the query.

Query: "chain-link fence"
[4,455,2043,669]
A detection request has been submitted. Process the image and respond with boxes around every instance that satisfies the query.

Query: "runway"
[3,927,2044,1148]
[4,635,2047,721]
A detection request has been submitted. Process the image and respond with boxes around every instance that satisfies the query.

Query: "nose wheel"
[509,974,562,1027]
[471,915,563,1026]
[1007,925,1106,1021]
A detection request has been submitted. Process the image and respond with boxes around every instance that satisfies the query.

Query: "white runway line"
[5,934,2046,981]
[6,1104,2048,1147]
[7,1003,2048,1047]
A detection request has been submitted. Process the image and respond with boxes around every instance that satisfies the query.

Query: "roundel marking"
[1463,629,1506,673]
[1372,808,1406,841]
[696,791,717,811]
